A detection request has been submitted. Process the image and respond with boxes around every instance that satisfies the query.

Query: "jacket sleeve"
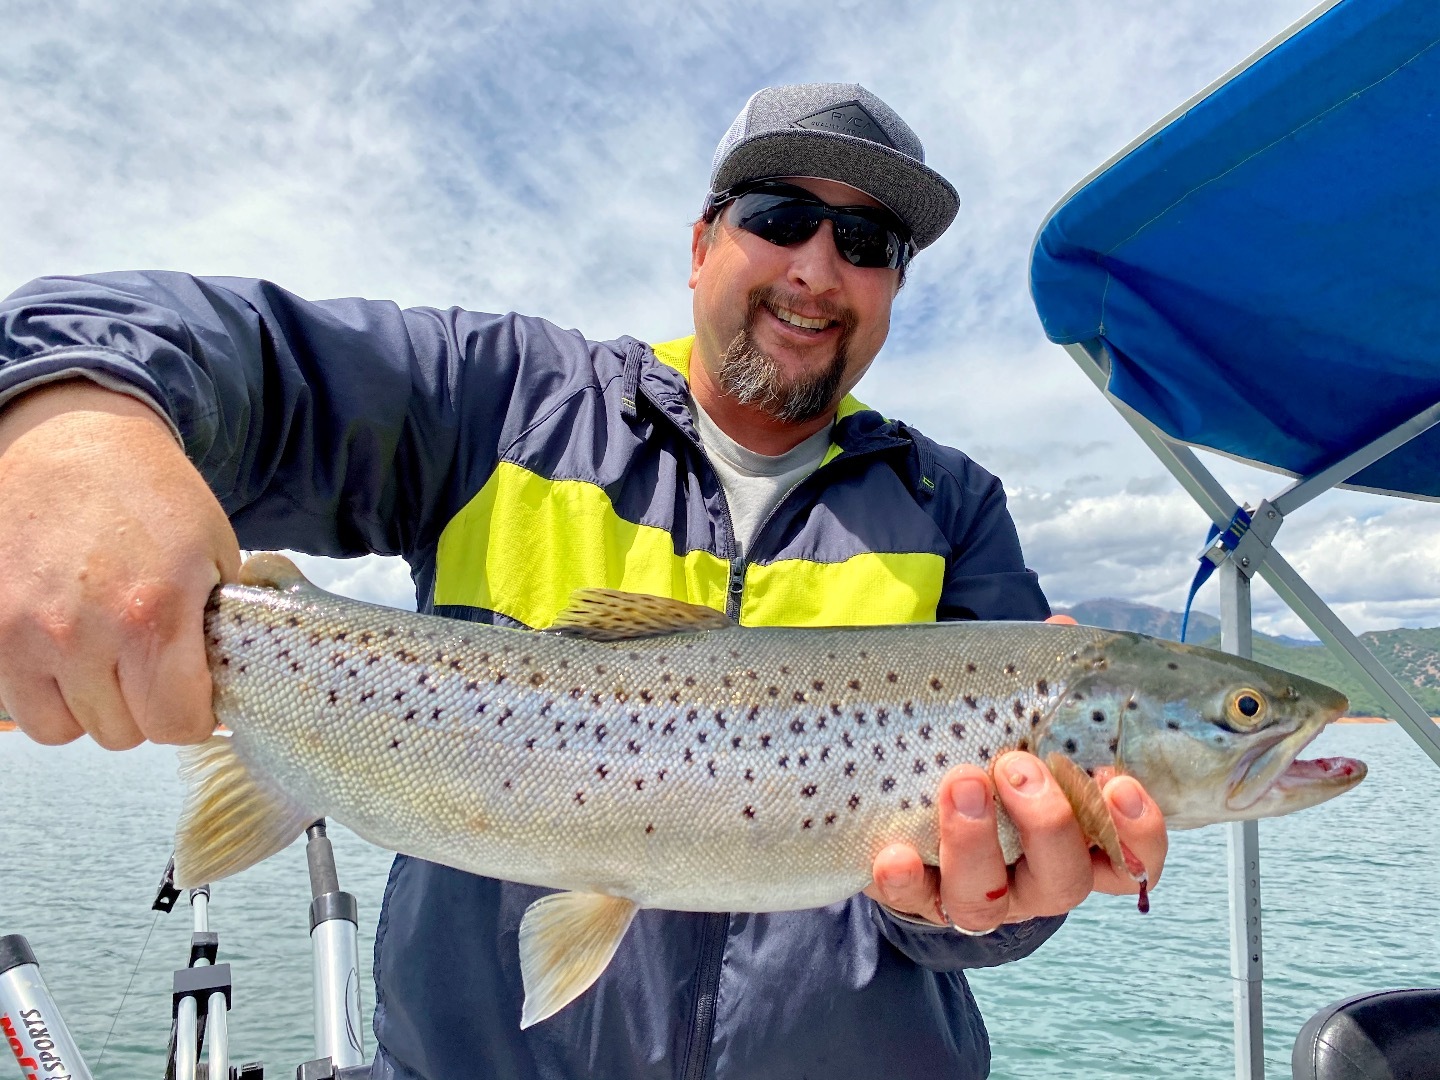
[868,901,1066,971]
[869,432,1064,968]
[0,271,589,559]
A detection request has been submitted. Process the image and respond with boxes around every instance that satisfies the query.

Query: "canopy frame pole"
[1220,561,1265,1080]
[1062,341,1440,766]
[1061,338,1440,1077]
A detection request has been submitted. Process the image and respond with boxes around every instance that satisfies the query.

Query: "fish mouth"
[1226,725,1365,811]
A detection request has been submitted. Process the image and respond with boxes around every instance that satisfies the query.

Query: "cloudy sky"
[5,0,1435,637]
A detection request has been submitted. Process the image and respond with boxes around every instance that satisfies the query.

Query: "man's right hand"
[0,381,240,748]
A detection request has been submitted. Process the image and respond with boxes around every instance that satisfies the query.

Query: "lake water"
[2,723,1436,1079]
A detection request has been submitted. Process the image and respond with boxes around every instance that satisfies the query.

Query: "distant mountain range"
[1053,597,1440,719]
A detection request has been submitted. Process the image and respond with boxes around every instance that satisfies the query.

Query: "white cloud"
[7,0,1434,638]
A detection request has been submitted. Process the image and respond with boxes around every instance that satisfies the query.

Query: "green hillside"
[1190,628,1440,718]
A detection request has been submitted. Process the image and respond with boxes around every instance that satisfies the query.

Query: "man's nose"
[785,221,845,294]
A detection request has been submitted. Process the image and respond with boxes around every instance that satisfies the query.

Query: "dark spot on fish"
[596,764,609,779]
[935,752,948,767]
[432,708,443,721]
[817,716,828,730]
[1031,711,1042,726]
[801,784,817,798]
[951,723,966,739]
[1005,663,1017,676]
[748,706,761,722]
[854,710,867,724]
[793,690,806,703]
[684,748,694,763]
[715,713,726,728]
[660,673,672,684]
[1166,720,1181,731]
[732,736,742,749]
[901,702,913,718]
[418,671,429,685]
[983,708,998,725]
[900,798,911,810]
[760,734,773,748]
[1126,700,1140,711]
[778,755,789,769]
[1167,662,1179,670]
[662,720,676,735]
[495,673,507,686]
[707,760,717,777]
[767,686,780,698]
[557,739,567,750]
[658,769,667,781]
[825,812,837,825]
[1004,723,1014,736]
[979,747,991,761]
[930,677,943,691]
[779,665,789,674]
[798,752,809,766]
[820,747,831,761]
[802,818,813,829]
[859,651,869,660]
[389,737,400,750]
[881,777,896,792]
[684,676,696,687]
[1036,678,1049,696]
[791,719,806,734]
[1064,738,1078,753]
[744,768,754,782]
[328,689,339,704]
[746,670,758,680]
[743,805,755,819]
[640,689,654,703]
[844,761,857,776]
[503,779,512,789]
[697,732,708,744]
[842,733,855,748]
[895,735,908,751]
[570,687,584,699]
[576,719,587,731]
[722,676,734,688]
[886,672,898,683]
[540,701,553,716]
[595,724,608,742]
[628,740,642,754]
[872,745,885,761]
[848,679,861,691]
[646,824,655,834]
[913,759,927,775]
[919,793,932,809]
[526,738,536,750]
[404,709,417,721]
[1092,710,1107,724]
[966,662,977,674]
[634,778,644,791]
[811,679,825,693]
[574,791,585,804]
[848,794,861,811]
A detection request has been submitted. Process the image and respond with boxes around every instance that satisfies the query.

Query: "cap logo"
[792,102,893,147]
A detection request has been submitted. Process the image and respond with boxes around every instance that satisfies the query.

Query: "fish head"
[1042,633,1364,829]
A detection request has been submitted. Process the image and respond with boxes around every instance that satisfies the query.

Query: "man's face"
[689,177,902,425]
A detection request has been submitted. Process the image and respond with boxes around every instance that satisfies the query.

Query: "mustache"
[747,286,857,334]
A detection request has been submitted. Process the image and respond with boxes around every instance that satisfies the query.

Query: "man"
[0,83,1165,1078]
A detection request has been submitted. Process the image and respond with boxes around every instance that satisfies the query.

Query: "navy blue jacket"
[0,272,1065,1080]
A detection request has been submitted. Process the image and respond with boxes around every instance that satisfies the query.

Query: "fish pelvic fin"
[173,735,315,888]
[517,891,639,1028]
[547,589,730,640]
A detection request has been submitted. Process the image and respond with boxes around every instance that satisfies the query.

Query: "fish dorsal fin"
[238,552,314,593]
[548,589,731,641]
[517,891,639,1027]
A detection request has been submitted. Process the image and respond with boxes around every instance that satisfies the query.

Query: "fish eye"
[1225,689,1267,728]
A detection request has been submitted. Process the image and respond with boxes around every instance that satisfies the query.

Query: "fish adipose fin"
[517,890,639,1028]
[237,552,315,593]
[173,735,316,888]
[548,589,731,641]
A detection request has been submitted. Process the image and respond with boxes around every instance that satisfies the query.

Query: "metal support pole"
[306,821,365,1069]
[1220,560,1265,1080]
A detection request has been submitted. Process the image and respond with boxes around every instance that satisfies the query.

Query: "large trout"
[173,554,1362,1026]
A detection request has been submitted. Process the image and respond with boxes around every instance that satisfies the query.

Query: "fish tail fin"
[517,891,639,1028]
[173,734,315,888]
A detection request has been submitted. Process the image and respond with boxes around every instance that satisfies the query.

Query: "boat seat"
[1292,989,1440,1080]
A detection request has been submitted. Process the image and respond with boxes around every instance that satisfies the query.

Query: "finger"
[1090,775,1168,895]
[56,658,144,750]
[1045,614,1078,625]
[0,674,84,745]
[993,752,1093,919]
[865,843,942,923]
[936,765,1012,932]
[115,575,218,745]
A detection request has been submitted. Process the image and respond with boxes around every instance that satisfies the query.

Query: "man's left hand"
[861,615,1169,932]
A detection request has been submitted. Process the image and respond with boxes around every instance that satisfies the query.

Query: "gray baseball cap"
[706,83,959,251]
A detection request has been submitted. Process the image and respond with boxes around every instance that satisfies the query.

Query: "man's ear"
[689,219,710,290]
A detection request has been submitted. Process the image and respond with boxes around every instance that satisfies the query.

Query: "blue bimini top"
[1029,0,1440,500]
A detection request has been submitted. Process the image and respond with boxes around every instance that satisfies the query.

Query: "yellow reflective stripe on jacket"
[434,461,730,628]
[740,552,945,626]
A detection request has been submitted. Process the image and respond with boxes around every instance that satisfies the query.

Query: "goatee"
[714,287,855,424]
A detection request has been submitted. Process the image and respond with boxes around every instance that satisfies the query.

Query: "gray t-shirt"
[691,396,833,558]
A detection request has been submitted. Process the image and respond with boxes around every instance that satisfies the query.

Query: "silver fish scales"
[174,554,1364,1026]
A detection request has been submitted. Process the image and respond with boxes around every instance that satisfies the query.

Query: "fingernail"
[1110,778,1145,819]
[1003,753,1046,794]
[950,778,989,819]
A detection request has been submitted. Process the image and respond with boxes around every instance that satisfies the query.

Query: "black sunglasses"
[705,182,914,271]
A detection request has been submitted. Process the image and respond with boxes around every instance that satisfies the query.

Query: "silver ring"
[939,903,1001,937]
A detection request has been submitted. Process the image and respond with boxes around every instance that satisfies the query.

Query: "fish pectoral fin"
[173,735,316,888]
[1044,752,1144,885]
[547,589,731,641]
[517,891,639,1028]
